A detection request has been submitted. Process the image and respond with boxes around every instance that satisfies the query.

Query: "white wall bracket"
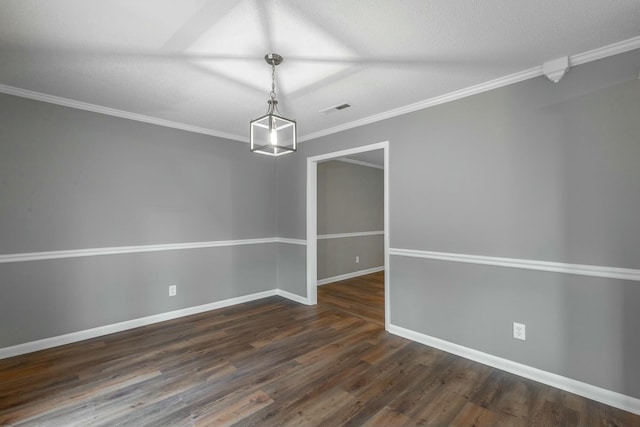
[543,56,570,83]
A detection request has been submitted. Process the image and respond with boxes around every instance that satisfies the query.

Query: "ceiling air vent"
[319,102,351,114]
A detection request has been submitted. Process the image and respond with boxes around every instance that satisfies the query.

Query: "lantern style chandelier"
[250,53,297,156]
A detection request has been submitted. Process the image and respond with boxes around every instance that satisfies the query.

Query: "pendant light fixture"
[250,53,297,156]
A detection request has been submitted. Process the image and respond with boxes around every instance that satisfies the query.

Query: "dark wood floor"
[1,271,639,426]
[318,270,385,326]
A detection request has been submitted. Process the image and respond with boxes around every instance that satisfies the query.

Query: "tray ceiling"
[1,0,639,142]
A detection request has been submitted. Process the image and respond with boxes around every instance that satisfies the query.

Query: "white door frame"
[306,141,390,330]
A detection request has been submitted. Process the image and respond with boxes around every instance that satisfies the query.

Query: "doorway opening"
[306,141,390,330]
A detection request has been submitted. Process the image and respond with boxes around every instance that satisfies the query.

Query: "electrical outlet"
[169,285,177,297]
[356,256,360,264]
[513,322,526,341]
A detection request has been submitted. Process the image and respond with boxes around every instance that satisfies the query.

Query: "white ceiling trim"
[299,35,640,142]
[0,83,248,143]
[570,35,640,66]
[1,36,639,145]
[298,66,541,142]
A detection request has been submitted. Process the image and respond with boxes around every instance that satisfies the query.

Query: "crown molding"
[570,35,640,66]
[2,37,638,144]
[298,35,640,143]
[0,83,247,143]
[298,66,542,142]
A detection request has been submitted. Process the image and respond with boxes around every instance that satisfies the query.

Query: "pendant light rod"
[265,53,282,114]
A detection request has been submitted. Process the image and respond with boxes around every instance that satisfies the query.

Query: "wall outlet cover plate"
[513,322,526,341]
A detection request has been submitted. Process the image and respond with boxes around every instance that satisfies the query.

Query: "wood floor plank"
[360,405,412,426]
[449,401,501,427]
[1,272,638,426]
[13,399,97,427]
[279,387,356,427]
[388,355,484,423]
[190,389,274,427]
[318,271,385,326]
[240,339,378,425]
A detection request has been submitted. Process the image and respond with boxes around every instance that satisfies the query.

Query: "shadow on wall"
[556,78,640,399]
[559,275,638,398]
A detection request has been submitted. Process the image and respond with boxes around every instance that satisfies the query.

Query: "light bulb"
[270,117,277,145]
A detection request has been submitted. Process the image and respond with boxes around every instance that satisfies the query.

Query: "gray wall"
[274,152,307,295]
[275,49,640,398]
[317,160,384,280]
[0,93,277,347]
[317,160,383,235]
[2,47,639,402]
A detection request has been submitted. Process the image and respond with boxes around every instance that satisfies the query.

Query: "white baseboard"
[387,323,640,416]
[0,287,311,360]
[276,289,310,305]
[0,290,277,360]
[317,266,385,286]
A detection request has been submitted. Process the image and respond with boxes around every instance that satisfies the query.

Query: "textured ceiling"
[1,0,639,142]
